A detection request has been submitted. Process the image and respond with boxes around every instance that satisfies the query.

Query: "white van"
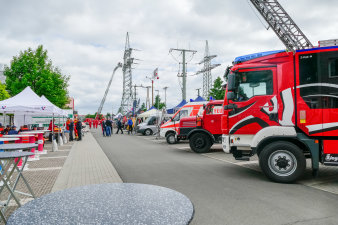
[160,101,206,144]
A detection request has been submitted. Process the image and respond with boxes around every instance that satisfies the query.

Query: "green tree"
[154,95,166,110]
[4,45,70,108]
[85,114,96,119]
[140,102,146,111]
[0,82,10,100]
[106,112,111,118]
[209,77,225,100]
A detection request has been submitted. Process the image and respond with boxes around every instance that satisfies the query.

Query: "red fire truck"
[178,100,223,153]
[222,43,338,183]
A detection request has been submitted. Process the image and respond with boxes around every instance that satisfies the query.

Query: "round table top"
[0,137,19,141]
[7,183,194,225]
[2,134,35,137]
[0,151,34,159]
[0,143,38,150]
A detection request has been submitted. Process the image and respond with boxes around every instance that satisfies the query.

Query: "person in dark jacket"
[101,120,106,136]
[116,119,123,134]
[69,119,74,141]
[105,119,112,137]
[76,120,82,141]
[8,126,19,135]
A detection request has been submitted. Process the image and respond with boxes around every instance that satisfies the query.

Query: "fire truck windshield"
[233,70,273,101]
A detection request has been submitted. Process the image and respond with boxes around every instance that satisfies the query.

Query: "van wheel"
[259,141,306,183]
[144,129,152,136]
[189,133,211,153]
[166,133,177,144]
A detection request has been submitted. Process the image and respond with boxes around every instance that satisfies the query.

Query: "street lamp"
[163,86,168,109]
[155,90,160,109]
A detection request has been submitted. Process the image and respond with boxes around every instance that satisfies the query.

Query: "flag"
[153,68,159,79]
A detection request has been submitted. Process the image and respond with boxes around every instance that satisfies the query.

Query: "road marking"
[39,156,67,159]
[236,160,259,165]
[201,153,261,171]
[27,167,62,172]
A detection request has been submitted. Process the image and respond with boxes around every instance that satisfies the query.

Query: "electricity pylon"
[119,32,134,114]
[195,40,220,100]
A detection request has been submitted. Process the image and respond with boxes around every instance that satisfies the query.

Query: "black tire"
[166,133,177,144]
[259,141,306,183]
[189,133,212,153]
[144,129,152,136]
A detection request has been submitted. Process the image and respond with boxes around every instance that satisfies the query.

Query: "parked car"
[137,116,159,136]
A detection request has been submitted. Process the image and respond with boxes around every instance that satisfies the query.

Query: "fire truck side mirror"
[227,73,236,91]
[227,92,235,101]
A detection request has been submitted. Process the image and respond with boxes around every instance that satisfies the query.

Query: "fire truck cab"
[222,43,338,183]
[178,100,223,153]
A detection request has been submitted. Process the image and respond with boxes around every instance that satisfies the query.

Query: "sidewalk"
[52,132,122,192]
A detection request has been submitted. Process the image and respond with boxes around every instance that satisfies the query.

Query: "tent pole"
[3,111,6,126]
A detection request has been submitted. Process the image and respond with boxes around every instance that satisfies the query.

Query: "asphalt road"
[93,131,338,225]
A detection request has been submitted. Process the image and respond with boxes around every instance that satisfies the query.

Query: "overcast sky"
[1,0,338,115]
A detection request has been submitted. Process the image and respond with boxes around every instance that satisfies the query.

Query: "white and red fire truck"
[222,44,338,183]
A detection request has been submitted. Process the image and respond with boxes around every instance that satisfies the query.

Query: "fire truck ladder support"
[97,63,122,118]
[249,0,313,51]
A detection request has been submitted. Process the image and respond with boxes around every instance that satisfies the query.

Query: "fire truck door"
[203,104,223,134]
[228,68,276,135]
[321,54,338,136]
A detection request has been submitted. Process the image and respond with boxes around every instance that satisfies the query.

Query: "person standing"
[105,119,112,137]
[127,117,133,135]
[101,120,106,136]
[116,119,123,134]
[76,120,82,141]
[69,119,74,141]
[89,119,92,129]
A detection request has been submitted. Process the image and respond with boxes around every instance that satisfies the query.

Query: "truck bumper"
[222,135,231,153]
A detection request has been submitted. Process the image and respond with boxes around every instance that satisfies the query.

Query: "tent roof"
[0,86,66,115]
[0,86,55,114]
[148,106,157,110]
[194,96,205,102]
[138,108,161,118]
[166,99,187,114]
[40,95,67,116]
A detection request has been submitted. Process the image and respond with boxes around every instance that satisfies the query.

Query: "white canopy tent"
[40,95,68,116]
[0,86,65,127]
[114,113,123,119]
[137,108,162,119]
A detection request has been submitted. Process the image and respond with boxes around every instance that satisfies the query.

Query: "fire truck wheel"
[259,141,306,183]
[144,129,152,136]
[189,133,212,153]
[166,133,177,144]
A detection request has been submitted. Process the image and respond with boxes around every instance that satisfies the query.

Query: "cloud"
[0,0,337,114]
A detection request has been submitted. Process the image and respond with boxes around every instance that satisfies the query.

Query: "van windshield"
[173,109,188,121]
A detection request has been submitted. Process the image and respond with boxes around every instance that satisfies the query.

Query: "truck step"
[235,156,250,161]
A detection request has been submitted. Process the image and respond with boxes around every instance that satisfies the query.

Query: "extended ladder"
[96,63,122,119]
[250,0,313,51]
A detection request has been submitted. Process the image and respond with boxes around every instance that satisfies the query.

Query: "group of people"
[100,119,113,136]
[0,124,35,135]
[96,117,137,137]
[64,118,83,141]
[87,119,99,129]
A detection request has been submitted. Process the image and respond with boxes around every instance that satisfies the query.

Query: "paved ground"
[0,142,72,222]
[93,129,338,225]
[52,131,122,192]
[1,131,121,223]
